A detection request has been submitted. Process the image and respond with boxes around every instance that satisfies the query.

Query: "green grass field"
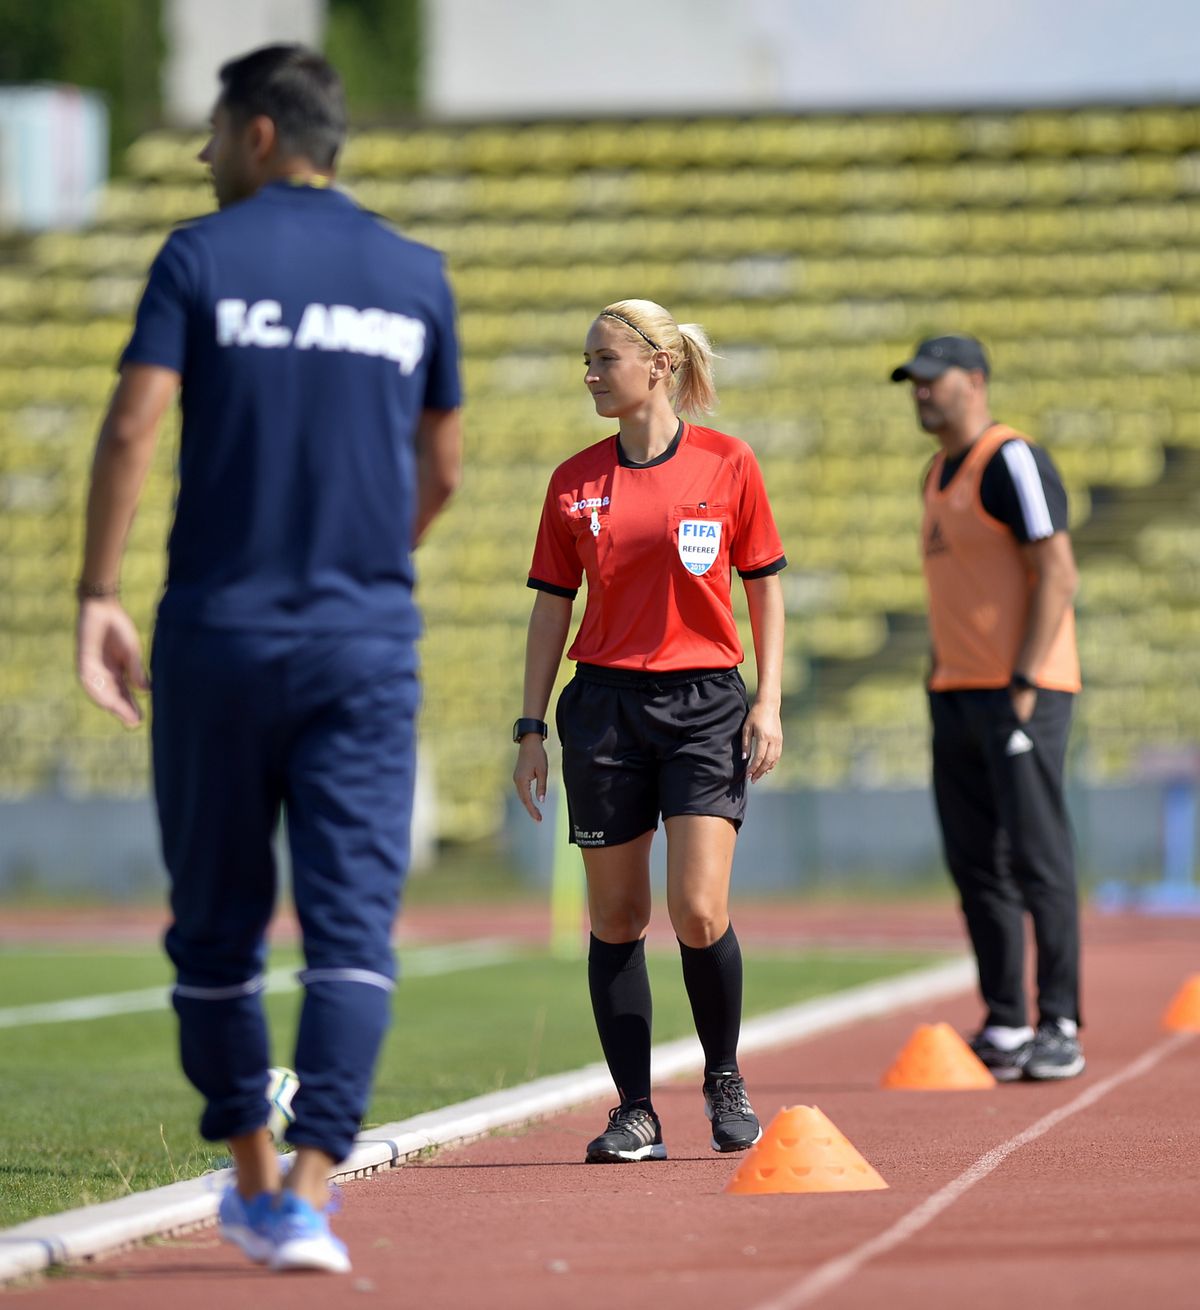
[0,940,941,1229]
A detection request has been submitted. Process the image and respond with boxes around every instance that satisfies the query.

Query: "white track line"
[0,955,973,1285]
[0,939,519,1029]
[751,1029,1197,1310]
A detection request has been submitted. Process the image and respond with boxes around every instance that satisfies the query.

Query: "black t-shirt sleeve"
[526,577,578,599]
[979,441,1069,543]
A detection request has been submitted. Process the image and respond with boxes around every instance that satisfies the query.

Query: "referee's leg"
[559,675,660,1119]
[581,836,656,1109]
[283,634,420,1166]
[655,672,749,1076]
[152,625,285,1144]
[666,815,743,1075]
[931,690,1028,1028]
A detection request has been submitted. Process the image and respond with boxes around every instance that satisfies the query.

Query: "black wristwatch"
[1009,672,1037,692]
[513,717,548,743]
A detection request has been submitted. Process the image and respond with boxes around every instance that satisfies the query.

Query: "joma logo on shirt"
[215,299,427,374]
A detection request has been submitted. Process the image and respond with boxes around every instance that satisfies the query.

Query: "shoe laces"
[706,1074,752,1119]
[608,1103,655,1130]
[1036,1020,1076,1048]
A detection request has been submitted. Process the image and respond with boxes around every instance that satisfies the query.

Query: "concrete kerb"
[0,955,974,1285]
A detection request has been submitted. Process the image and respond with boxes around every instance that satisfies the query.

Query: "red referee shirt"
[528,422,786,671]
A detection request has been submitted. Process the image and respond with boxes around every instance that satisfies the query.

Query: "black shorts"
[555,664,750,848]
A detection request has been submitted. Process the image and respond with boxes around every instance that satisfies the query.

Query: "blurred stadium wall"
[2,1,1200,902]
[424,0,1200,118]
[164,0,325,125]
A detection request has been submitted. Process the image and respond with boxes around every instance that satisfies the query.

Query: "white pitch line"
[0,955,976,1285]
[0,939,519,1029]
[750,1029,1197,1310]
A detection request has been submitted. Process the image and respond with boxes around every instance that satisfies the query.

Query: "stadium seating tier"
[3,104,1199,835]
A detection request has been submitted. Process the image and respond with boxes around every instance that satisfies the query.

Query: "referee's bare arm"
[513,591,573,822]
[76,363,179,726]
[742,573,785,782]
[413,406,463,545]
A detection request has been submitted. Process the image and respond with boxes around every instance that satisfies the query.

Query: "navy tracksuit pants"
[151,624,419,1163]
[930,688,1081,1030]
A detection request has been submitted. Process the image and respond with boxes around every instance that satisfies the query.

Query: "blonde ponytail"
[673,322,718,417]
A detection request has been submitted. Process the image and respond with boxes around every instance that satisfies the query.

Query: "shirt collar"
[616,419,685,469]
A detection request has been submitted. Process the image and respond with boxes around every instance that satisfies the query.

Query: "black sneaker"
[585,1104,667,1163]
[702,1073,762,1153]
[1023,1019,1086,1081]
[968,1031,1034,1083]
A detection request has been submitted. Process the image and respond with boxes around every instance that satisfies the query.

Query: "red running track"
[7,911,1200,1309]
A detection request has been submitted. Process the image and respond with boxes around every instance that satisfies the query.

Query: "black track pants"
[930,688,1081,1029]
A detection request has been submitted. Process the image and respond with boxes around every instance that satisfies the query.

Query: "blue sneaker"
[217,1186,276,1264]
[268,1192,351,1273]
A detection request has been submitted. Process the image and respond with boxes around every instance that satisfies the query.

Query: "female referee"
[513,299,786,1163]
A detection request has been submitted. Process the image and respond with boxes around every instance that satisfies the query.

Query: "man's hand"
[1009,686,1037,724]
[76,598,149,727]
[74,363,174,728]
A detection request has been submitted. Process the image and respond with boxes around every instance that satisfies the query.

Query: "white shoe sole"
[585,1142,668,1163]
[1024,1057,1086,1080]
[270,1236,352,1274]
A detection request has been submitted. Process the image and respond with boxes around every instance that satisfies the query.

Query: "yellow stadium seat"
[6,103,1200,807]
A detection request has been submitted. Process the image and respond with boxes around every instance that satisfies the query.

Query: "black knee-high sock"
[587,934,653,1108]
[678,922,743,1077]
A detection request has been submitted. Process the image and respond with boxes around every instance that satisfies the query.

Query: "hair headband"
[600,310,663,353]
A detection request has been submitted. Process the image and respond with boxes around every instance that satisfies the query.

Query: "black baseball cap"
[890,335,990,382]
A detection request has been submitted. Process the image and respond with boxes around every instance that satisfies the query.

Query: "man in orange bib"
[892,335,1084,1081]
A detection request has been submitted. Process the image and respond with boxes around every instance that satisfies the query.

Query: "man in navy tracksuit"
[75,45,462,1273]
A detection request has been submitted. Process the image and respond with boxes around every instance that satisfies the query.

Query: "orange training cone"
[724,1105,888,1194]
[1162,974,1200,1031]
[881,1022,997,1090]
